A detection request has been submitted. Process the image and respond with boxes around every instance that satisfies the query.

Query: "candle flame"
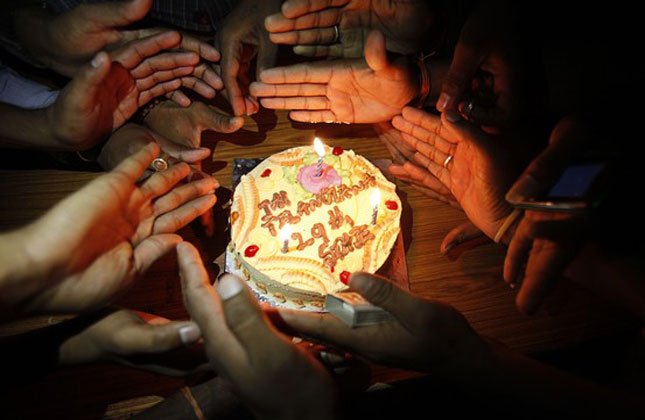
[313,137,325,157]
[279,224,293,241]
[370,188,381,206]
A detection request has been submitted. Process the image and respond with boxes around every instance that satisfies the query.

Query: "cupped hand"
[265,0,436,58]
[178,243,337,420]
[250,30,418,123]
[278,272,482,373]
[11,143,216,315]
[49,31,204,149]
[392,106,515,239]
[215,0,282,116]
[59,309,207,376]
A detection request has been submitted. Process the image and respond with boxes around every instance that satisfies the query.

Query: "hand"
[3,144,216,316]
[250,30,418,123]
[215,0,282,116]
[392,107,516,239]
[143,101,244,151]
[59,309,207,376]
[503,116,592,314]
[265,0,437,58]
[278,272,482,373]
[49,31,204,149]
[437,1,529,130]
[178,243,337,420]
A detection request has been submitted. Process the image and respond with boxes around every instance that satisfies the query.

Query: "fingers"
[399,161,453,197]
[90,0,152,28]
[140,162,191,200]
[256,34,278,77]
[293,44,344,57]
[139,79,183,105]
[165,90,192,107]
[135,66,195,91]
[153,176,217,215]
[250,82,327,97]
[219,37,246,116]
[289,110,338,123]
[112,142,161,182]
[179,34,221,62]
[134,233,182,273]
[364,30,388,72]
[113,31,183,70]
[458,99,508,128]
[177,242,246,369]
[503,216,533,285]
[440,222,490,261]
[277,310,358,349]
[130,51,199,79]
[215,274,283,361]
[152,194,217,234]
[261,96,331,110]
[195,104,245,134]
[193,63,224,90]
[259,62,333,84]
[400,106,459,143]
[269,26,339,46]
[437,37,485,112]
[411,152,451,189]
[179,76,217,99]
[281,0,349,19]
[72,52,112,109]
[266,8,340,34]
[125,320,202,352]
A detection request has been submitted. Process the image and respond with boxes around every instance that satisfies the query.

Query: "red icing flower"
[261,168,272,178]
[244,245,259,258]
[340,271,351,285]
[332,146,343,156]
[385,200,398,210]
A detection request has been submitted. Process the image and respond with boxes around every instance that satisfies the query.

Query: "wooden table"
[0,107,638,419]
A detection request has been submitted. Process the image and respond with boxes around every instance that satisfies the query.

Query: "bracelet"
[494,208,523,244]
[133,97,167,125]
[411,52,434,109]
[181,386,207,420]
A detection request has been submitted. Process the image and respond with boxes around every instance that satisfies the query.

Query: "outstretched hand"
[3,144,216,317]
[250,30,418,123]
[265,0,436,58]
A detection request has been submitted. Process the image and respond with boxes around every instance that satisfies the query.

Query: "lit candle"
[279,224,293,253]
[313,137,325,177]
[370,189,381,225]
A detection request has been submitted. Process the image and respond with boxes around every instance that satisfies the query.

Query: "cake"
[229,144,401,309]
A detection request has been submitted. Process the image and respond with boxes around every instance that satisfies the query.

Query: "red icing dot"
[332,146,343,156]
[340,271,351,285]
[261,168,272,177]
[244,245,259,258]
[385,200,398,210]
[330,266,335,273]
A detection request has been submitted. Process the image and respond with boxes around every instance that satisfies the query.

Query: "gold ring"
[443,154,453,168]
[332,25,340,43]
[150,152,170,171]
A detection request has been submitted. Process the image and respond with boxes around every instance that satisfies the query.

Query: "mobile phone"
[507,161,612,212]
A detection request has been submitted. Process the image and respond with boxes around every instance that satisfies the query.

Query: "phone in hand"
[507,161,612,213]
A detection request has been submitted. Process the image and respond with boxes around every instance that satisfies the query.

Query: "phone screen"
[547,163,605,199]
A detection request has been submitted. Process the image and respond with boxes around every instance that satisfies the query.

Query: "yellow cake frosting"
[230,145,401,305]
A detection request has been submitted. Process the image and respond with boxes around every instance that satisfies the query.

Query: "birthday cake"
[229,144,401,308]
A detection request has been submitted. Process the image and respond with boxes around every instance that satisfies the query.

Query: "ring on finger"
[332,24,340,43]
[443,154,453,168]
[150,152,170,172]
[462,99,475,119]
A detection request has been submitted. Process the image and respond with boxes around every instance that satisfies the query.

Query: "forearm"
[0,103,71,151]
[442,332,644,417]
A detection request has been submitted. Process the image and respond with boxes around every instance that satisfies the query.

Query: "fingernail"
[178,324,201,344]
[509,282,516,289]
[319,351,345,365]
[437,93,452,111]
[442,242,456,255]
[211,176,220,189]
[216,273,243,300]
[445,110,462,123]
[506,174,540,203]
[91,53,104,68]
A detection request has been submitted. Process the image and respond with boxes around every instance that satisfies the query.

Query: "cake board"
[224,157,409,312]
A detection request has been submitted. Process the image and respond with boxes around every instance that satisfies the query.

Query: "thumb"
[364,30,388,72]
[506,116,590,203]
[93,0,152,27]
[256,33,278,79]
[198,106,245,134]
[440,109,489,149]
[349,272,425,328]
[437,41,484,113]
[215,274,282,358]
[70,52,112,110]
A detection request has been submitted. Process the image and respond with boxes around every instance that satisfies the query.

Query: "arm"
[0,103,66,150]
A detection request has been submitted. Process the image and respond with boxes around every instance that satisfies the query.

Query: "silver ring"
[150,152,170,172]
[462,99,475,118]
[443,154,453,168]
[332,24,340,43]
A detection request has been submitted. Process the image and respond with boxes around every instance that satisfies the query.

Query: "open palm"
[266,0,436,58]
[393,107,516,239]
[250,30,417,123]
[22,144,216,314]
